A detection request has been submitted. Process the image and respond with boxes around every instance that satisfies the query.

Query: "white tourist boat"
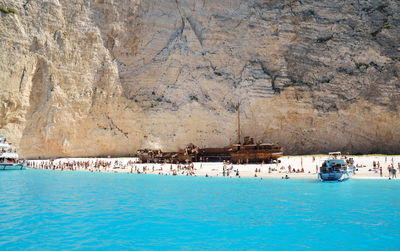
[318,152,354,181]
[0,135,26,170]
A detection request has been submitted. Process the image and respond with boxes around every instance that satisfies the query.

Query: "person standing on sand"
[380,166,383,177]
[223,164,226,176]
[391,166,397,179]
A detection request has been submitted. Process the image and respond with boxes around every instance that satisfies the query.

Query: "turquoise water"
[0,170,399,250]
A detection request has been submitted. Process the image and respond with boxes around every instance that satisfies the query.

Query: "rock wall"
[0,0,399,158]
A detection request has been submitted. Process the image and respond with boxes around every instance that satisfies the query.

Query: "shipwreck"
[137,104,283,163]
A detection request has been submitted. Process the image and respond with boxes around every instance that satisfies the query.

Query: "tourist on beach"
[391,166,397,179]
[380,166,383,177]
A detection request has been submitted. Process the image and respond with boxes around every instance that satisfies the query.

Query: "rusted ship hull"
[231,150,283,163]
[137,146,283,164]
[197,148,231,162]
[136,150,178,163]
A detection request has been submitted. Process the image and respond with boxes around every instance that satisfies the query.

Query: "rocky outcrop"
[0,0,399,158]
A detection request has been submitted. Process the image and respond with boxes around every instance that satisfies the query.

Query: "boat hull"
[319,172,350,182]
[0,163,27,170]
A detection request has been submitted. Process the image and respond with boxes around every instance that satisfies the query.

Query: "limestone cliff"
[0,0,399,158]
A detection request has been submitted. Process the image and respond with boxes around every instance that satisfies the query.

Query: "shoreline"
[25,167,399,180]
[27,155,400,180]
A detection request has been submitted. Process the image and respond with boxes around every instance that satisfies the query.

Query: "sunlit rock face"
[0,0,399,158]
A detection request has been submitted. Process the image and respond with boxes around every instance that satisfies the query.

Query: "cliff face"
[0,0,399,158]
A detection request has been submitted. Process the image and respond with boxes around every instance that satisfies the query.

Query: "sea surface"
[0,170,399,250]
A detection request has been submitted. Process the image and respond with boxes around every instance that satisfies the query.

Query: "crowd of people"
[27,159,201,175]
[27,156,400,179]
[28,160,117,172]
[371,160,399,179]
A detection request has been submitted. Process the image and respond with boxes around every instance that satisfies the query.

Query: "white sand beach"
[27,155,400,179]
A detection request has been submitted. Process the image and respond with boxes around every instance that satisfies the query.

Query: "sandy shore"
[27,155,400,180]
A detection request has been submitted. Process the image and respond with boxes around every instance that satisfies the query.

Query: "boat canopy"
[0,142,11,148]
[0,152,18,159]
[327,159,346,165]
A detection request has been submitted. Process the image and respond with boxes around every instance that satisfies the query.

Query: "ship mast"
[237,102,240,144]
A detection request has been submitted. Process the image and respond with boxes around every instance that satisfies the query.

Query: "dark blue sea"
[0,169,399,250]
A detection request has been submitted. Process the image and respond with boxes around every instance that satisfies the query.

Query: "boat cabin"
[320,159,347,173]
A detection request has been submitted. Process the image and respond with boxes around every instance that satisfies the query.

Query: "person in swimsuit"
[391,167,397,179]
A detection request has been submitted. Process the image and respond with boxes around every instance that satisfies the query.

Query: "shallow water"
[0,170,399,250]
